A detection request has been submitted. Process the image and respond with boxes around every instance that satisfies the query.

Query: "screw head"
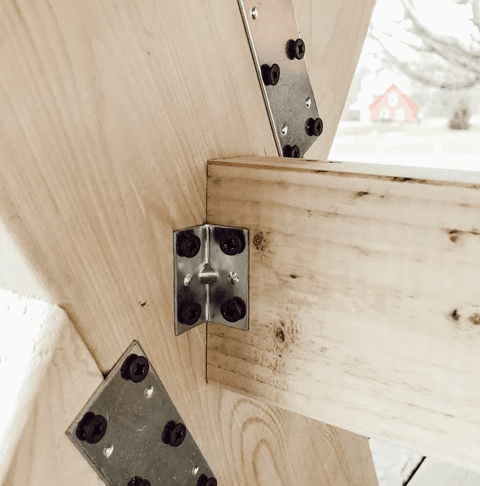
[218,229,245,256]
[220,297,247,323]
[162,421,187,448]
[286,38,305,60]
[76,412,108,444]
[283,145,301,158]
[121,354,150,383]
[261,63,280,86]
[179,302,202,326]
[197,474,218,486]
[128,477,152,486]
[306,117,323,137]
[177,232,201,258]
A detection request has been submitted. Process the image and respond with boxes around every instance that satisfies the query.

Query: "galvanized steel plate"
[67,342,215,486]
[238,0,322,157]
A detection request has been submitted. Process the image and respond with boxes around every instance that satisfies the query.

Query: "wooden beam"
[207,156,480,473]
[0,1,377,484]
[0,290,102,486]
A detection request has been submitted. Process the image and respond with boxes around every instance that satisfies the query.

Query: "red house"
[369,85,417,122]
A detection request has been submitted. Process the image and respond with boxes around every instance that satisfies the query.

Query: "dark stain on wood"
[253,232,263,248]
[451,309,460,321]
[290,274,298,279]
[277,328,285,342]
[140,301,147,307]
[469,313,480,325]
[447,228,480,243]
[355,191,369,198]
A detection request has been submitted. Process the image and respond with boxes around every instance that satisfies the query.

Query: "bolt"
[261,63,280,86]
[250,6,258,19]
[283,145,301,158]
[286,38,305,60]
[121,354,150,383]
[176,232,201,258]
[128,477,151,486]
[162,421,187,448]
[197,474,218,486]
[179,302,202,326]
[220,297,246,323]
[306,117,323,137]
[218,229,245,256]
[76,412,108,444]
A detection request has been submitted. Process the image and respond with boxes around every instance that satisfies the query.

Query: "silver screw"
[306,97,312,109]
[184,274,193,286]
[251,6,258,19]
[229,271,240,284]
[281,124,288,136]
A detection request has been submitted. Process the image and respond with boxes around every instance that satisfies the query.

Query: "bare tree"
[371,0,480,90]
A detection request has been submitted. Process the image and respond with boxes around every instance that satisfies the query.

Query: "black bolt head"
[306,117,323,137]
[121,354,150,383]
[218,229,245,256]
[197,474,218,486]
[128,477,151,486]
[220,297,246,323]
[261,63,280,86]
[179,302,202,326]
[286,38,305,60]
[283,145,301,158]
[162,421,187,447]
[177,232,201,258]
[76,412,108,444]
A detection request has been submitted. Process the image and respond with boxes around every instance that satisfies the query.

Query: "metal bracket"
[238,0,323,158]
[67,341,216,486]
[174,225,249,336]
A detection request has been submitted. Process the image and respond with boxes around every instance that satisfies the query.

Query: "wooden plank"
[0,290,102,486]
[0,1,377,484]
[408,459,480,486]
[207,156,480,473]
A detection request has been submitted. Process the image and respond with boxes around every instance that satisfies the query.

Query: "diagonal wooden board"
[0,0,377,484]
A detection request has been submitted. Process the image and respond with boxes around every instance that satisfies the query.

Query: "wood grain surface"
[0,1,377,484]
[4,313,104,486]
[207,156,480,473]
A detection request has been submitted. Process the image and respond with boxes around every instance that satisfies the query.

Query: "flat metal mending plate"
[238,0,322,158]
[67,342,215,486]
[174,225,249,336]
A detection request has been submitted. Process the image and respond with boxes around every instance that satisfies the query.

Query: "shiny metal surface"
[238,0,321,158]
[174,225,249,335]
[66,341,215,486]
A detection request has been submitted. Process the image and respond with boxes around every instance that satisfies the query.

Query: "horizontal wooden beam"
[207,156,480,473]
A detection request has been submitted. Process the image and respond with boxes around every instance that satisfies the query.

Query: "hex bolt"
[179,302,202,326]
[218,229,245,256]
[220,297,247,323]
[197,474,218,486]
[162,421,187,448]
[76,412,108,444]
[283,145,301,158]
[128,477,151,486]
[306,117,323,137]
[286,38,305,60]
[121,354,150,383]
[176,232,201,258]
[261,63,280,86]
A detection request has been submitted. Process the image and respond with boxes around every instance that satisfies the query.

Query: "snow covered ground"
[329,118,480,171]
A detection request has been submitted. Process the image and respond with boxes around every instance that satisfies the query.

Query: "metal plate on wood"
[174,224,249,336]
[238,0,322,158]
[67,341,215,486]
